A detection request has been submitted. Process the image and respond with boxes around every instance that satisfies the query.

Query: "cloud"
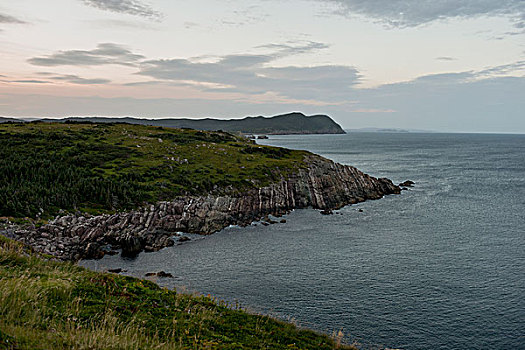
[25,40,346,102]
[81,0,162,20]
[0,13,26,24]
[374,61,524,89]
[3,73,110,85]
[476,61,525,77]
[135,41,355,102]
[219,5,269,27]
[28,43,144,67]
[137,54,360,102]
[11,80,50,84]
[320,0,525,29]
[256,41,330,56]
[436,56,456,61]
[38,73,111,84]
[408,72,475,85]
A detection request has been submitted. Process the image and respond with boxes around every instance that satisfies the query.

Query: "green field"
[0,122,309,218]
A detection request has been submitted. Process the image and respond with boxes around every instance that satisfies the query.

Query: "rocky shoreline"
[1,155,400,261]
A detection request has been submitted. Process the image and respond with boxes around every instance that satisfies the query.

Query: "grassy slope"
[0,123,355,349]
[0,122,309,218]
[0,237,352,349]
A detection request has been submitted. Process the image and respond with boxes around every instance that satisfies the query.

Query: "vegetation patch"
[0,122,309,218]
[0,237,352,349]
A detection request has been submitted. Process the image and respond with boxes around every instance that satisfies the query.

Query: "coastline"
[3,153,400,261]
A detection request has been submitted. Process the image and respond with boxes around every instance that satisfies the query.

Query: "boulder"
[120,235,142,258]
[145,271,174,278]
[84,242,104,260]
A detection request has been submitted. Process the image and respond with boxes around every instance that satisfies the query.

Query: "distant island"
[0,112,346,135]
[347,127,436,133]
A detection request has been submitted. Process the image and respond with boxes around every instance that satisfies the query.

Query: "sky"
[0,0,524,132]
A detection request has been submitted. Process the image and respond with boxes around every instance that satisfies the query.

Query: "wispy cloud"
[11,80,50,84]
[476,60,525,78]
[319,0,525,29]
[28,43,144,67]
[81,0,162,21]
[3,73,110,85]
[256,41,330,56]
[218,5,269,27]
[0,13,26,24]
[436,56,456,61]
[37,72,111,84]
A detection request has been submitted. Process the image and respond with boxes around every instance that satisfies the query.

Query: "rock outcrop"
[3,155,399,260]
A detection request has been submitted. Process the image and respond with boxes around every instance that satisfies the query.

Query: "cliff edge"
[7,154,399,260]
[0,122,397,260]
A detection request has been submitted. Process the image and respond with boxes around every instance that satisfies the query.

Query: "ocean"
[80,132,525,349]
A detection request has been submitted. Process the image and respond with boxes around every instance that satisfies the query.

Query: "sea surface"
[81,132,525,349]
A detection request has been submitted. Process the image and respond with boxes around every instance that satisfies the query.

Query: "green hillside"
[0,122,309,218]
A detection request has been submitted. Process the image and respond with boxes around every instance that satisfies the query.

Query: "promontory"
[1,121,398,260]
[2,112,346,135]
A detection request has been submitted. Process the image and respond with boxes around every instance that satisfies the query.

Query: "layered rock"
[4,155,399,260]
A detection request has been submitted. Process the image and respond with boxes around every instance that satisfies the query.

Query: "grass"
[0,122,310,218]
[0,236,354,349]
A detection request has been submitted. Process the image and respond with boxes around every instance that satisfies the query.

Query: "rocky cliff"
[3,154,399,260]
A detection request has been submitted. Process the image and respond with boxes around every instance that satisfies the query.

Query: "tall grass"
[0,237,354,349]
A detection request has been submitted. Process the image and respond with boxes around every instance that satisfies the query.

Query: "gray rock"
[120,235,142,258]
[145,271,174,278]
[6,154,400,261]
[84,242,104,260]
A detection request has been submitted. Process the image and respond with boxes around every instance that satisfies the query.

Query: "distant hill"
[12,112,344,135]
[0,117,24,123]
[347,127,436,133]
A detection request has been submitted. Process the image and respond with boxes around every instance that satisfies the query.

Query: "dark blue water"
[81,133,525,349]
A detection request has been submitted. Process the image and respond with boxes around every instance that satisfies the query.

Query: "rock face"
[4,155,399,260]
